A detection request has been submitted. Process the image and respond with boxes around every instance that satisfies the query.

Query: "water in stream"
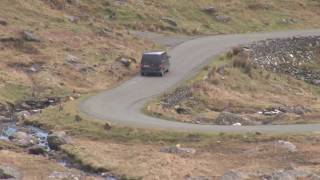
[0,123,118,180]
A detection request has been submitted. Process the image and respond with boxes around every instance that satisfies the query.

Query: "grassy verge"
[145,52,320,125]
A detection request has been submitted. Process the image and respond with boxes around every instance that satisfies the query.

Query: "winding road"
[80,29,320,133]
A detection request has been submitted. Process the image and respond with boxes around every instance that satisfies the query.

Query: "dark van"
[140,51,170,76]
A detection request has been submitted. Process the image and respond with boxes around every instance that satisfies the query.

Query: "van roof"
[143,51,166,55]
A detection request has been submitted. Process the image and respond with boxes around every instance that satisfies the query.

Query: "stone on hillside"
[9,131,37,147]
[0,18,8,26]
[160,146,196,154]
[65,54,80,64]
[0,166,19,179]
[174,105,191,115]
[215,112,258,126]
[215,14,231,23]
[104,122,112,130]
[0,116,11,122]
[275,140,297,152]
[22,31,40,42]
[264,169,320,180]
[201,6,218,15]
[66,15,79,23]
[221,170,249,180]
[161,17,178,27]
[47,131,68,150]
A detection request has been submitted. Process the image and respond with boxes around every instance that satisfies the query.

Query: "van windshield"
[141,55,162,65]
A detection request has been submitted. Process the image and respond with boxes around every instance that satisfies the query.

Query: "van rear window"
[141,55,162,65]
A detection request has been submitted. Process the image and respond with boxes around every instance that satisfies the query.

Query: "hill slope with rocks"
[147,36,320,126]
[1,0,320,179]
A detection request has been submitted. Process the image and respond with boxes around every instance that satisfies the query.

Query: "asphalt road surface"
[80,29,320,133]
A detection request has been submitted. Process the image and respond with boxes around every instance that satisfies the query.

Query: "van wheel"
[141,72,145,76]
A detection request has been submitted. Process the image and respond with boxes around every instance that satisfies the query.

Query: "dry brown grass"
[62,135,320,179]
[147,54,320,124]
[0,150,98,180]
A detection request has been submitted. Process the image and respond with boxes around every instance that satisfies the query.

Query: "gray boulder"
[215,14,231,23]
[275,140,297,152]
[22,31,40,42]
[0,166,20,180]
[9,131,37,147]
[201,6,218,15]
[262,169,320,180]
[160,146,196,154]
[47,131,68,150]
[161,17,178,27]
[0,18,8,26]
[220,170,249,180]
[215,112,258,126]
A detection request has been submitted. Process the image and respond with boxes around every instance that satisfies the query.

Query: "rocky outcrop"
[215,112,260,126]
[160,145,196,154]
[0,166,20,180]
[244,36,320,85]
[221,169,320,180]
[161,87,192,108]
[47,131,68,150]
[8,131,38,147]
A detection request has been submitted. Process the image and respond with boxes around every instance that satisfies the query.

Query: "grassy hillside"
[146,52,320,125]
[0,0,154,102]
[1,0,320,103]
[87,0,320,34]
[1,0,320,179]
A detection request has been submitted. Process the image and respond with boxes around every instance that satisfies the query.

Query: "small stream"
[0,124,49,149]
[0,123,117,180]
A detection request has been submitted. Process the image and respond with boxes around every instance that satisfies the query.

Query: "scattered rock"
[66,15,79,23]
[215,112,259,126]
[15,97,62,112]
[279,18,297,25]
[174,105,191,115]
[97,27,114,37]
[215,14,231,23]
[9,131,37,147]
[104,122,112,130]
[248,36,320,86]
[161,17,178,27]
[185,175,212,180]
[116,57,135,68]
[48,171,81,180]
[65,54,80,64]
[220,170,249,180]
[22,31,40,42]
[259,108,282,116]
[65,54,95,74]
[247,3,273,10]
[74,115,82,122]
[275,140,297,152]
[162,87,192,108]
[232,123,242,126]
[0,116,11,123]
[47,131,68,150]
[8,61,45,74]
[160,146,196,154]
[0,18,8,26]
[201,6,218,15]
[0,166,20,179]
[261,169,320,180]
[15,110,31,121]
